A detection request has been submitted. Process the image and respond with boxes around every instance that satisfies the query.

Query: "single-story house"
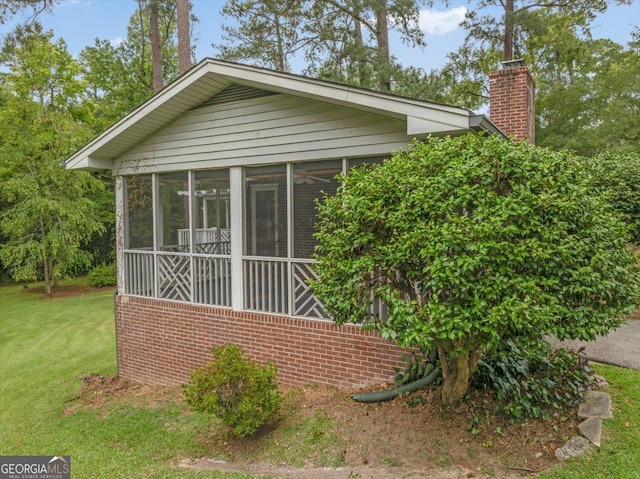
[65,58,535,388]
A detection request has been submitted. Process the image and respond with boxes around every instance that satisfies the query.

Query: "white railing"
[292,260,330,319]
[124,250,154,296]
[244,257,289,315]
[157,252,191,301]
[124,251,334,320]
[194,255,232,306]
[123,250,231,307]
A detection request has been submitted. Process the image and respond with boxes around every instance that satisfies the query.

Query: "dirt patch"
[68,374,584,478]
[22,284,114,299]
[64,374,180,416]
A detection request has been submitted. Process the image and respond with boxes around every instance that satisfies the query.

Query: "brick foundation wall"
[114,295,408,388]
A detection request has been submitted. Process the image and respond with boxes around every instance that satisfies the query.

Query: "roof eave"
[65,59,496,171]
[469,115,506,138]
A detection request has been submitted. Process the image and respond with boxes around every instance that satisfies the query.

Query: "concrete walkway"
[549,320,640,371]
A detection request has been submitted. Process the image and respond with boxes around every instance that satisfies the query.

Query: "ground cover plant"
[312,133,640,404]
[473,340,590,420]
[2,279,639,478]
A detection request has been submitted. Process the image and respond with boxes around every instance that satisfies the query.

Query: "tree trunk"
[136,0,150,91]
[44,255,52,297]
[374,0,391,91]
[150,0,164,93]
[39,215,52,297]
[353,15,366,85]
[275,15,286,72]
[176,0,191,74]
[503,0,514,62]
[438,344,481,405]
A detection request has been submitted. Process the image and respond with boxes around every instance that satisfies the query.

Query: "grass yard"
[538,363,640,479]
[1,278,639,478]
[0,279,249,478]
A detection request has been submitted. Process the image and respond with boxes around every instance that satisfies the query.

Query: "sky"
[1,0,639,73]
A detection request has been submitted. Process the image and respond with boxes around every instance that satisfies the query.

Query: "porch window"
[125,175,153,250]
[293,160,341,259]
[244,165,288,258]
[120,157,387,319]
[243,165,289,314]
[123,175,154,297]
[290,160,341,319]
[158,172,190,252]
[192,169,232,306]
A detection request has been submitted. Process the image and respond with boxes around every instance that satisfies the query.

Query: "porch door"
[251,184,278,256]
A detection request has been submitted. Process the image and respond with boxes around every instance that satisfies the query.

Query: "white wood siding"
[114,93,411,174]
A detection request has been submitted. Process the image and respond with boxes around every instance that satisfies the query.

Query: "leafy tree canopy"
[312,134,640,404]
[0,22,105,295]
[585,152,640,244]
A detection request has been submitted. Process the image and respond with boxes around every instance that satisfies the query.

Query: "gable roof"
[65,58,502,171]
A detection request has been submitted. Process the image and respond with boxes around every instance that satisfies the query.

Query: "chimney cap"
[501,59,526,69]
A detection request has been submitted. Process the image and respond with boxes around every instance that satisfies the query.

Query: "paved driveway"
[549,320,640,371]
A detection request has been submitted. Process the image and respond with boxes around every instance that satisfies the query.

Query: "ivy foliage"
[312,134,639,402]
[183,344,282,438]
[472,340,590,420]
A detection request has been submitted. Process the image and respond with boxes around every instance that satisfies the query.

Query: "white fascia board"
[69,155,113,171]
[407,115,471,136]
[65,60,219,171]
[205,60,473,122]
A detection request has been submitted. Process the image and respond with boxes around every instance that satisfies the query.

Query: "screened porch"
[120,157,385,320]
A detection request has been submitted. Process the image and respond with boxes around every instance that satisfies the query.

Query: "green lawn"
[1,279,638,478]
[538,363,640,479]
[0,279,250,478]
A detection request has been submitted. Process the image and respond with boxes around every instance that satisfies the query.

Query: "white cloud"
[110,37,124,48]
[419,6,467,36]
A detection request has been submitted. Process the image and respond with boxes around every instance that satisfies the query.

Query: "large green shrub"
[87,263,116,287]
[312,134,640,405]
[586,152,640,243]
[183,344,282,437]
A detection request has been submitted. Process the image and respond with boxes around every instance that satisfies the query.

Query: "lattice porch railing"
[292,260,330,319]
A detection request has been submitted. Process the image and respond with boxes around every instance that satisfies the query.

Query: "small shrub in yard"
[472,340,590,420]
[183,344,282,437]
[87,263,116,287]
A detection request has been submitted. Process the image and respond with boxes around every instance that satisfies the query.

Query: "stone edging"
[555,377,612,460]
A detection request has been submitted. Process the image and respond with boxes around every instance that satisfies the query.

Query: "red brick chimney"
[488,59,535,143]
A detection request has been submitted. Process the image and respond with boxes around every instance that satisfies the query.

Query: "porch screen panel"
[244,165,287,258]
[194,170,231,255]
[291,160,340,319]
[124,175,154,296]
[125,175,153,250]
[193,169,232,307]
[157,172,191,301]
[159,172,190,252]
[244,165,288,314]
[292,160,341,259]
